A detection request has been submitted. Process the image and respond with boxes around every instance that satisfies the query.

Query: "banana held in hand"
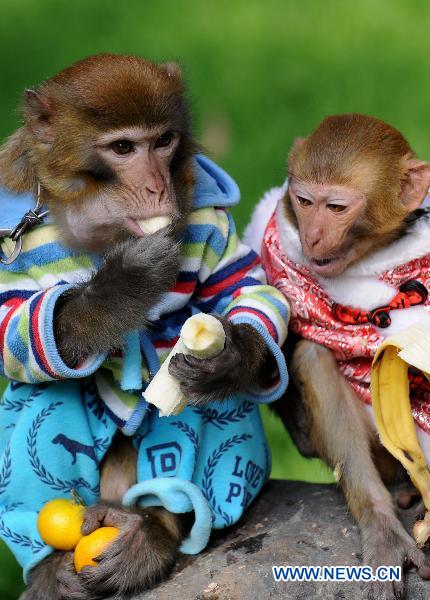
[144,314,226,416]
[180,313,226,358]
[371,326,430,547]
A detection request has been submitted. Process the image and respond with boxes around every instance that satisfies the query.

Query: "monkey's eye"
[155,131,174,148]
[297,196,312,207]
[111,140,135,155]
[328,204,346,213]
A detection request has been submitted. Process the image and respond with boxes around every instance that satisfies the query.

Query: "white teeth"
[313,257,336,266]
[137,216,172,234]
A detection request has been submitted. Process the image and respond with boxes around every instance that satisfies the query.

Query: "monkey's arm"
[169,209,289,404]
[0,274,107,383]
[0,231,179,379]
[54,232,180,366]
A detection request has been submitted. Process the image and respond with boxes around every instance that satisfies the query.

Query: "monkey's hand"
[55,230,181,365]
[56,503,183,599]
[169,316,273,405]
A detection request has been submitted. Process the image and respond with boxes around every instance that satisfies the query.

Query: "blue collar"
[0,154,240,230]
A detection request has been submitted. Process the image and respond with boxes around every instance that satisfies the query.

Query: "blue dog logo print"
[146,442,182,478]
[52,434,97,465]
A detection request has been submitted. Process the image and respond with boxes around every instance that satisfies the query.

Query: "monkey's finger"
[79,528,137,591]
[177,375,239,405]
[81,504,109,535]
[101,506,142,531]
[170,349,240,378]
[367,580,403,600]
[169,354,210,379]
[56,552,89,600]
[174,353,220,376]
[418,562,430,580]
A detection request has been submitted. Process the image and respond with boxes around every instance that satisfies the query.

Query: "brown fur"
[286,114,423,256]
[0,54,196,204]
[100,432,137,503]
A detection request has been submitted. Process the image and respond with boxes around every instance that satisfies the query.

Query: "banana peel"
[371,326,430,547]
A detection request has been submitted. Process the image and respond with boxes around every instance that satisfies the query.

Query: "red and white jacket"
[244,185,430,443]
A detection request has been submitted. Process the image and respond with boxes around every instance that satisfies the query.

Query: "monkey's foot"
[362,518,430,600]
[57,503,181,599]
[20,551,77,600]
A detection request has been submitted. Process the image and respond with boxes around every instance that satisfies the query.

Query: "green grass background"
[1,0,430,596]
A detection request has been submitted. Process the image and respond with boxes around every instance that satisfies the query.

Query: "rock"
[136,480,430,600]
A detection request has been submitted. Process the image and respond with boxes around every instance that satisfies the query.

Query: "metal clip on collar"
[0,185,49,265]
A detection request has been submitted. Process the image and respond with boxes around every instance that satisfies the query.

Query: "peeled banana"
[180,313,226,358]
[143,313,226,417]
[137,216,171,234]
[371,326,430,547]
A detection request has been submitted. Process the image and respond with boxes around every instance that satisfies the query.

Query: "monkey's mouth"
[309,255,345,276]
[311,257,337,267]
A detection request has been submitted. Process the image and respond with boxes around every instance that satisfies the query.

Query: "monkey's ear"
[291,137,305,152]
[288,137,306,166]
[0,128,36,193]
[401,159,430,211]
[161,62,182,80]
[287,138,306,172]
[23,89,54,144]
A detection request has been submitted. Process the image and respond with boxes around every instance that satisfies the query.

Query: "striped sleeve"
[0,285,106,383]
[196,209,290,403]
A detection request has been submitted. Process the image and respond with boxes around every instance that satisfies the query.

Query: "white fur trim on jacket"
[244,186,430,334]
[243,182,288,255]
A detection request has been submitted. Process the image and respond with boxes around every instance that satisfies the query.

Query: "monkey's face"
[9,54,196,253]
[288,179,372,277]
[286,114,430,278]
[49,124,189,252]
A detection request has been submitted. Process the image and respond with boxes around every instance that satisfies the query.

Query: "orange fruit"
[37,498,85,551]
[74,527,120,572]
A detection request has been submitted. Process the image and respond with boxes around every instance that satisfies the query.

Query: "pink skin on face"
[288,179,367,277]
[58,126,181,251]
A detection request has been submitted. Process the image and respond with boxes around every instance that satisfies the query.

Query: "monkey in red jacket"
[245,113,430,600]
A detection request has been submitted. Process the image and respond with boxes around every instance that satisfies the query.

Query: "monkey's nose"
[305,234,323,250]
[145,184,161,195]
[144,186,165,204]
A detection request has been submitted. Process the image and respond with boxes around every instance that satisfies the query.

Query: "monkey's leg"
[55,433,189,599]
[99,430,138,502]
[20,552,85,600]
[291,339,430,600]
[271,375,318,458]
